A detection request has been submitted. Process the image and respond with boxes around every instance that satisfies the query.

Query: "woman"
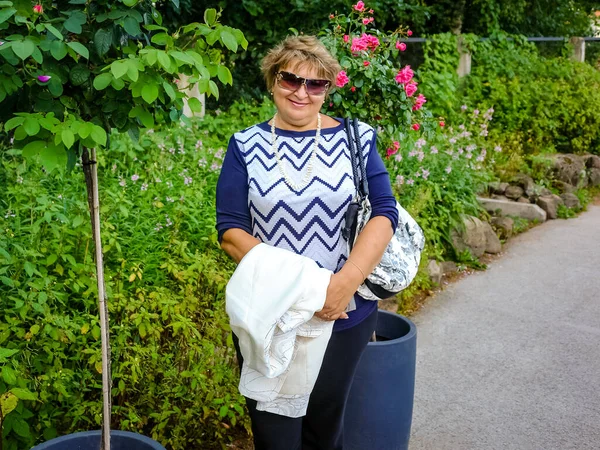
[216,35,398,450]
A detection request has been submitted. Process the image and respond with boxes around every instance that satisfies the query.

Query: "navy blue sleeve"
[216,136,252,242]
[365,129,399,231]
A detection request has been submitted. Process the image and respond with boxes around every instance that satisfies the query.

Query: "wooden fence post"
[569,37,585,63]
[457,35,472,77]
[178,74,206,118]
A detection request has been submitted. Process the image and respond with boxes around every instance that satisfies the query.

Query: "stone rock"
[440,261,458,275]
[478,197,547,222]
[491,216,514,239]
[482,222,502,254]
[427,260,442,285]
[488,181,509,195]
[588,168,600,187]
[505,185,524,200]
[451,216,488,258]
[492,194,509,201]
[583,154,600,169]
[560,193,581,210]
[539,187,552,197]
[552,154,586,187]
[512,174,536,198]
[536,194,563,220]
[517,197,531,204]
[552,180,575,194]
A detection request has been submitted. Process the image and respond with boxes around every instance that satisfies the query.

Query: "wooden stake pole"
[82,148,111,450]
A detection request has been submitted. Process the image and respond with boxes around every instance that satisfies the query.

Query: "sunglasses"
[275,71,331,96]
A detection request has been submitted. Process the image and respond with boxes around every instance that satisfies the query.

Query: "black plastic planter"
[344,310,417,450]
[30,430,166,450]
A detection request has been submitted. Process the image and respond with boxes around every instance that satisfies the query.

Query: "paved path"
[409,205,600,450]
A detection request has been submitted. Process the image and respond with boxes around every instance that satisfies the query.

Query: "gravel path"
[409,205,600,450]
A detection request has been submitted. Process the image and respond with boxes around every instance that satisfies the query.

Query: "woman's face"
[272,63,328,131]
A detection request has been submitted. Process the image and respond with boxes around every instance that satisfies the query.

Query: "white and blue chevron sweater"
[216,119,398,331]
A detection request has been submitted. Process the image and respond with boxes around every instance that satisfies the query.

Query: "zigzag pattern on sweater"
[235,121,373,271]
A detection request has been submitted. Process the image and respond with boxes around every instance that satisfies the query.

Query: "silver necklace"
[271,113,321,191]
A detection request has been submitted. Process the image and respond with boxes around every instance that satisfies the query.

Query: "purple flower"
[445,166,452,174]
[473,109,480,116]
[141,183,148,191]
[184,176,193,185]
[131,174,139,182]
[394,153,403,162]
[421,169,430,180]
[430,146,438,154]
[396,175,404,185]
[461,105,468,111]
[494,146,502,152]
[406,179,415,185]
[37,75,51,83]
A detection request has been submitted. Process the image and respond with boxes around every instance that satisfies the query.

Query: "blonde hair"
[261,35,341,94]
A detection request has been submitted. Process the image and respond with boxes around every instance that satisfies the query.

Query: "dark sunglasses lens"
[279,72,303,91]
[306,80,329,95]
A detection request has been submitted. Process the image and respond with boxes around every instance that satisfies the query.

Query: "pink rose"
[396,41,407,51]
[351,36,368,53]
[336,71,349,88]
[343,35,349,43]
[439,121,445,127]
[405,82,418,97]
[351,86,356,92]
[363,61,370,67]
[353,1,365,12]
[412,123,420,131]
[412,93,426,110]
[33,4,43,13]
[362,17,374,25]
[395,65,414,84]
[330,14,335,19]
[369,9,374,13]
[407,30,413,36]
[393,141,400,151]
[386,148,396,159]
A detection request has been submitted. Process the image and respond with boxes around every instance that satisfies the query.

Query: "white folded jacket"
[226,243,334,418]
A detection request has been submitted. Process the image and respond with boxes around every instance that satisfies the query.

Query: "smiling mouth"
[289,99,309,107]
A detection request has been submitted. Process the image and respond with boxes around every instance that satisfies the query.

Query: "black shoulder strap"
[345,118,369,198]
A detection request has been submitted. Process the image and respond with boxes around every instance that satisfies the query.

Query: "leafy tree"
[0,1,245,448]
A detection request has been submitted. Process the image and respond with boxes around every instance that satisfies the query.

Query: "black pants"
[232,307,377,450]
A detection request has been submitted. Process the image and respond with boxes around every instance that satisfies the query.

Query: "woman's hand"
[315,267,363,321]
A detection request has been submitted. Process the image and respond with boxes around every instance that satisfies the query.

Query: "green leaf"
[50,41,68,60]
[111,60,128,79]
[12,418,30,438]
[0,392,18,417]
[47,77,63,97]
[162,81,176,101]
[122,0,138,5]
[151,32,170,46]
[217,65,232,85]
[0,7,16,24]
[67,41,89,59]
[93,73,113,90]
[0,348,18,360]
[219,30,237,52]
[63,12,87,34]
[9,388,37,401]
[187,97,202,113]
[204,8,216,26]
[12,39,35,60]
[126,61,139,82]
[208,80,219,100]
[157,52,172,72]
[151,7,162,25]
[24,261,34,276]
[5,116,24,131]
[31,46,43,64]
[22,140,46,158]
[61,129,75,149]
[123,16,141,36]
[23,117,40,136]
[90,126,107,146]
[141,84,159,104]
[70,64,90,86]
[2,366,17,385]
[44,23,63,40]
[78,122,93,138]
[94,29,112,57]
[40,145,66,172]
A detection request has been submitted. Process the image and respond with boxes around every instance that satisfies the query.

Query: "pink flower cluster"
[351,33,380,53]
[404,81,417,97]
[395,41,407,51]
[395,65,413,84]
[336,71,349,88]
[412,93,426,111]
[353,1,366,11]
[362,17,374,25]
[386,140,400,158]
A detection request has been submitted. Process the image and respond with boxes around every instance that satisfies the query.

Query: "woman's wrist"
[339,260,365,290]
